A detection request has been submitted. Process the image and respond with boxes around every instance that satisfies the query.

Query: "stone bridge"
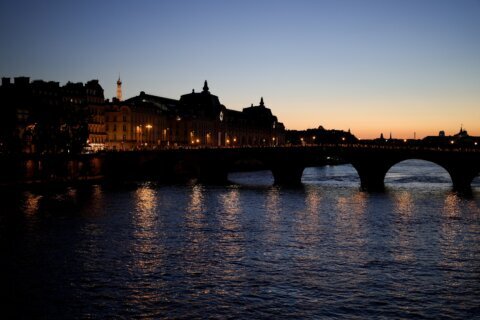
[103,145,480,192]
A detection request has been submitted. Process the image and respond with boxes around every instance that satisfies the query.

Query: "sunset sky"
[1,0,479,138]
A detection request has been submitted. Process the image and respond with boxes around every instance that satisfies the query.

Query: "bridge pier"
[446,166,478,193]
[351,160,394,192]
[195,162,229,184]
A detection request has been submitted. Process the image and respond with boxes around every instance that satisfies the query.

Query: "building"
[172,81,284,147]
[423,127,479,148]
[286,126,357,145]
[1,77,286,153]
[103,80,286,149]
[0,76,106,154]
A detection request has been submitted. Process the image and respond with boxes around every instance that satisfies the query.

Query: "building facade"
[102,80,285,150]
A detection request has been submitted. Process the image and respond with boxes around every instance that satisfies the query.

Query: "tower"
[116,76,122,101]
[259,97,265,107]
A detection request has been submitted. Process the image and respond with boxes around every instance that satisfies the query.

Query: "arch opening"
[472,174,480,188]
[301,163,360,187]
[385,159,451,188]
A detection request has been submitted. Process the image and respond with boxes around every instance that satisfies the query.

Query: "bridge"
[103,144,480,192]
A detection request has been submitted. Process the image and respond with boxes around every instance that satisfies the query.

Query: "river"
[2,160,480,319]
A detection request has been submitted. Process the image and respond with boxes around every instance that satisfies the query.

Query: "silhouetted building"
[423,127,479,148]
[103,80,285,149]
[2,77,286,152]
[0,76,106,154]
[286,126,357,145]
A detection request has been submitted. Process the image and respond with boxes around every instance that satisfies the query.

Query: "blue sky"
[1,0,479,138]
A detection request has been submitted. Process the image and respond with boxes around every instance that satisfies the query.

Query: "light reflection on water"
[2,160,480,319]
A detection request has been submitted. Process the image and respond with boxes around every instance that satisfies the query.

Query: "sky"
[1,0,479,139]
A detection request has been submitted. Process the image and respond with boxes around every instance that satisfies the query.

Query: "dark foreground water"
[2,160,480,319]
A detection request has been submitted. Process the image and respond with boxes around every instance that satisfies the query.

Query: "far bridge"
[103,144,480,192]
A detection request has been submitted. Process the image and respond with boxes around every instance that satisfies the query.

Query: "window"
[113,124,117,132]
[123,115,127,122]
[123,125,127,132]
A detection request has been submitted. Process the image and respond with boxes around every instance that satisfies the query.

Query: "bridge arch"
[384,159,451,188]
[348,154,479,192]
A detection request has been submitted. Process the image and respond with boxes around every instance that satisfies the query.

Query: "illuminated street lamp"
[206,133,211,145]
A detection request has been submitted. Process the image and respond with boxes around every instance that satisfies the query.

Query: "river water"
[2,160,480,319]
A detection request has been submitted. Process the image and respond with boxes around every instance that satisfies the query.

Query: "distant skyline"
[1,0,479,138]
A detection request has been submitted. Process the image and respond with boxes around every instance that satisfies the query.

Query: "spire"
[259,97,264,107]
[116,75,122,101]
[203,80,209,92]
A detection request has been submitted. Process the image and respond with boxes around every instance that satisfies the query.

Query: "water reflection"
[265,187,282,244]
[188,184,205,215]
[293,186,321,246]
[217,187,244,282]
[184,185,209,278]
[393,191,414,219]
[391,191,416,263]
[443,193,461,218]
[218,187,241,233]
[185,184,207,241]
[23,192,42,216]
[132,184,160,273]
[334,193,367,264]
[439,193,468,289]
[335,193,367,228]
[305,186,321,215]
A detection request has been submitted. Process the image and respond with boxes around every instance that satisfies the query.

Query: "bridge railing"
[89,142,480,154]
